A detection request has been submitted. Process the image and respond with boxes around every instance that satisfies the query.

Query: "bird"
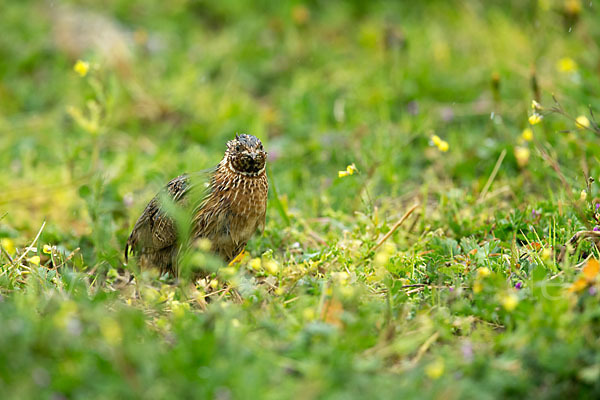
[125,134,268,275]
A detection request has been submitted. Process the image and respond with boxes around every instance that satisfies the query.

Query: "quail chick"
[125,134,268,274]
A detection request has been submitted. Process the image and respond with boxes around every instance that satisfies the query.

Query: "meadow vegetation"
[2,0,600,398]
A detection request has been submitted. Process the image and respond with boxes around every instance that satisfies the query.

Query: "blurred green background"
[2,0,600,398]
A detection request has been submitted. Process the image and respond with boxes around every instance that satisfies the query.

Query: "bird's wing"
[125,171,213,260]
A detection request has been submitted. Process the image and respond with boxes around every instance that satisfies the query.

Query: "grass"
[2,0,600,398]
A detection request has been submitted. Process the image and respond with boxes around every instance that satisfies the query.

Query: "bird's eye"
[236,145,242,152]
[258,144,263,150]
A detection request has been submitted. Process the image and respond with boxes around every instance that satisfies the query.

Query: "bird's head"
[225,134,267,176]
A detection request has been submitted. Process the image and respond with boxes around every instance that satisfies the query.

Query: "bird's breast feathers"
[195,167,268,248]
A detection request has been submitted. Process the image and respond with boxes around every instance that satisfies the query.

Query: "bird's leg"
[228,250,248,266]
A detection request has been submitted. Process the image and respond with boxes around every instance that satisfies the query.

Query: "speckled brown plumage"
[125,134,268,274]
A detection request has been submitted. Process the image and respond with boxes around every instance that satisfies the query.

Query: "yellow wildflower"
[431,135,449,152]
[264,259,279,275]
[582,258,600,280]
[564,0,582,15]
[580,190,587,201]
[575,115,590,129]
[528,113,543,125]
[514,146,530,168]
[332,271,350,285]
[531,100,543,111]
[249,257,262,271]
[521,128,533,142]
[500,292,519,312]
[473,281,483,294]
[1,238,15,254]
[28,255,41,265]
[569,258,600,293]
[43,244,53,254]
[437,140,449,152]
[477,267,491,278]
[73,60,90,77]
[338,163,358,178]
[557,57,577,73]
[425,358,445,379]
[541,247,552,260]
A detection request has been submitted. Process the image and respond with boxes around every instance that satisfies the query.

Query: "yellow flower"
[73,60,90,77]
[557,57,577,73]
[580,189,587,201]
[569,259,600,293]
[528,113,543,125]
[338,163,358,178]
[473,281,483,294]
[521,128,533,142]
[431,135,449,152]
[500,292,519,312]
[264,259,279,275]
[541,247,552,260]
[564,0,582,15]
[28,255,41,265]
[43,244,53,254]
[531,100,543,111]
[425,358,445,379]
[332,271,350,285]
[575,115,590,129]
[249,257,262,271]
[514,146,530,168]
[477,267,491,278]
[1,238,15,254]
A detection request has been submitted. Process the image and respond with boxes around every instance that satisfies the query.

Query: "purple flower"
[594,226,600,232]
[449,287,454,292]
[461,341,474,362]
[531,209,539,218]
[515,281,523,290]
[595,203,600,211]
[589,286,598,296]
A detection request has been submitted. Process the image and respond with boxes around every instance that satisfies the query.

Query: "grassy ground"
[2,0,600,398]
